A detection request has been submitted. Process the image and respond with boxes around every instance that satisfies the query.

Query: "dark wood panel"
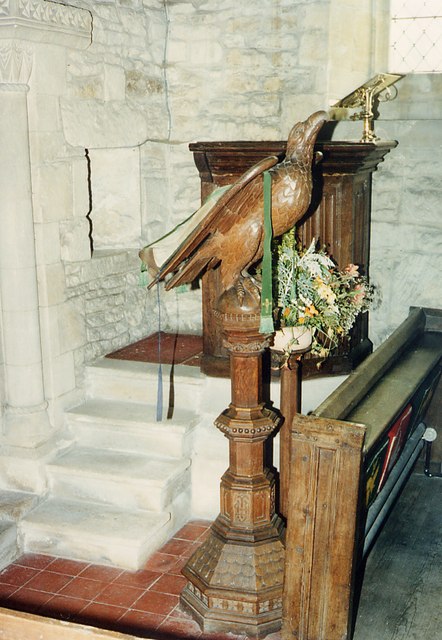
[282,413,365,639]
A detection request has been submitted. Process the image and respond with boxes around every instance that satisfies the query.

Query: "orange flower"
[304,304,318,317]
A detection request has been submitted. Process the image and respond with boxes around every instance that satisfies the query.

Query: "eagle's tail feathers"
[164,256,213,290]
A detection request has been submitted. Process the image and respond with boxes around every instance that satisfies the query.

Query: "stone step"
[0,520,18,571]
[47,446,191,512]
[0,490,43,570]
[0,489,41,522]
[19,497,172,570]
[65,398,197,458]
[86,357,203,409]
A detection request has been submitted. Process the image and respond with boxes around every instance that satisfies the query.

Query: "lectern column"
[181,282,285,638]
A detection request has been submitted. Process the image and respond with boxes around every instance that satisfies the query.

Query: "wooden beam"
[0,607,145,640]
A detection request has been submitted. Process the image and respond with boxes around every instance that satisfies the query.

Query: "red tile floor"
[107,332,203,367]
[0,520,281,639]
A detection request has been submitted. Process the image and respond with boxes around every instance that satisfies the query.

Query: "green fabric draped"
[259,170,274,334]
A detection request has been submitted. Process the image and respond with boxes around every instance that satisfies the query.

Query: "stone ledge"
[0,0,92,49]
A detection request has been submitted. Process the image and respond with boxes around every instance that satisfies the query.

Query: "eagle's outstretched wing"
[146,154,280,289]
[141,110,327,292]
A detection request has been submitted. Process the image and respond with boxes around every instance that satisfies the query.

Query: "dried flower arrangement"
[274,228,374,359]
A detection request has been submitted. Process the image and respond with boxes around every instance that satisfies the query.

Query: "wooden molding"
[0,607,143,640]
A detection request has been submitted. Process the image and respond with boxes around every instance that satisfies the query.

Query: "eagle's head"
[285,110,327,164]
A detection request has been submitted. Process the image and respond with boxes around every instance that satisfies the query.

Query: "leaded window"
[390,0,442,72]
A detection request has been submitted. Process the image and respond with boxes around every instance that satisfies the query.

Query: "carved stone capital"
[3,401,51,448]
[0,0,92,49]
[0,41,32,84]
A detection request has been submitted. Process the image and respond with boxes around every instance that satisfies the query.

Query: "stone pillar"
[181,281,285,638]
[0,3,91,453]
[0,43,51,445]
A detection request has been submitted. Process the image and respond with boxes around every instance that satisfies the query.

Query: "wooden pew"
[282,307,442,640]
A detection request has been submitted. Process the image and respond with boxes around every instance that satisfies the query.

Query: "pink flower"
[344,263,359,277]
[353,284,365,304]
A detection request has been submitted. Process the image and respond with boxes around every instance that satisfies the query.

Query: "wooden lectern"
[190,140,397,377]
[177,111,326,638]
[144,121,397,637]
[145,112,328,638]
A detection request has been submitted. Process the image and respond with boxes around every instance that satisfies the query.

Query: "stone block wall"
[0,2,93,472]
[371,116,442,344]
[64,251,154,379]
[332,73,442,345]
[37,0,171,423]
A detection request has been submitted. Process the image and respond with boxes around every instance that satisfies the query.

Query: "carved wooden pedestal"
[181,283,285,638]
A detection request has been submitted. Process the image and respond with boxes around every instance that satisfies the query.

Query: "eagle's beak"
[308,110,328,134]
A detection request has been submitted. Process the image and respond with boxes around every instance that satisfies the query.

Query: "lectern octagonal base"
[181,516,284,638]
[180,408,285,638]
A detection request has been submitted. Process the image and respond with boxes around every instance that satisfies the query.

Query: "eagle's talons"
[240,269,262,291]
[235,277,246,305]
[233,274,261,306]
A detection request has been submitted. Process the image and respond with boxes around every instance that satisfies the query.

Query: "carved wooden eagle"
[141,110,327,293]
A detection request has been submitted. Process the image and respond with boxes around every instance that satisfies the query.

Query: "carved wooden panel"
[281,307,442,639]
[282,413,366,640]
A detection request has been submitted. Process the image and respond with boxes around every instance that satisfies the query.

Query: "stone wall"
[59,0,358,357]
[36,0,171,424]
[153,0,334,229]
[371,116,442,345]
[64,251,154,379]
[332,73,442,345]
[0,1,93,470]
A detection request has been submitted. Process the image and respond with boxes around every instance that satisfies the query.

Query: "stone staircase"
[18,358,203,570]
[0,490,41,570]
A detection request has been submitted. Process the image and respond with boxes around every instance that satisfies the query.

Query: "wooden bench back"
[313,306,427,422]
